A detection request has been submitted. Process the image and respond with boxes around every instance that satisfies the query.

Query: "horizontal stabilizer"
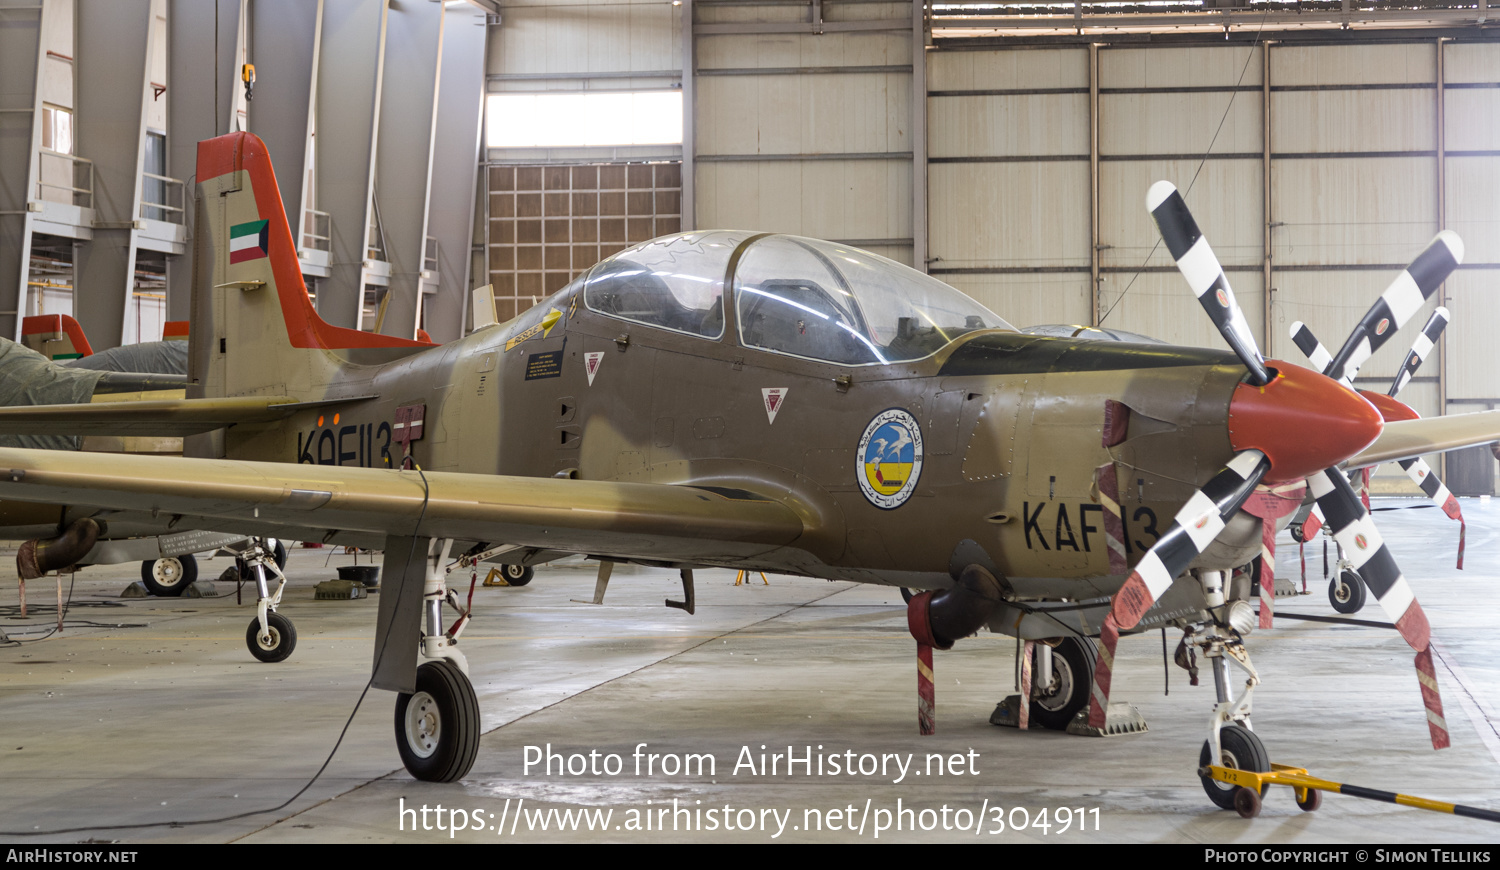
[0,395,308,436]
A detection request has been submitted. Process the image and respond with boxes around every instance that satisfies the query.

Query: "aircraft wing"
[1346,409,1500,468]
[0,447,807,560]
[0,395,359,436]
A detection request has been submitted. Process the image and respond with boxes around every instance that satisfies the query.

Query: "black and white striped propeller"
[1382,308,1466,567]
[1146,182,1270,387]
[1323,231,1462,388]
[1090,182,1450,750]
[1291,286,1464,565]
[1391,307,1450,398]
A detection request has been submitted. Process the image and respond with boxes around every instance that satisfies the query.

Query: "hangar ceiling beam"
[369,0,444,339]
[165,0,241,322]
[0,0,44,343]
[423,2,487,343]
[314,0,388,329]
[74,0,156,350]
[931,7,1499,33]
[247,0,322,248]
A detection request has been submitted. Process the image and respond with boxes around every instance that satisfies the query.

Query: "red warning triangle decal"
[762,387,787,425]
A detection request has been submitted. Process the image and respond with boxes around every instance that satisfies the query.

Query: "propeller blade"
[1326,232,1463,386]
[1289,321,1334,376]
[1147,181,1270,387]
[1389,306,1450,398]
[1111,449,1271,630]
[1398,455,1466,569]
[1306,467,1448,749]
[1089,449,1270,728]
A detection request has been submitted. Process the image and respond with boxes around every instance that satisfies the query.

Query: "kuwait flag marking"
[230,219,269,264]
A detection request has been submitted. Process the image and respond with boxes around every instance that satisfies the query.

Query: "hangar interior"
[4,0,1500,493]
[4,0,1500,845]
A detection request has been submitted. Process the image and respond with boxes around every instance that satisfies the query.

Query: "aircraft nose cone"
[1227,360,1384,484]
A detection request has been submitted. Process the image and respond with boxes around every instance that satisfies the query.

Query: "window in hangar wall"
[485,91,683,323]
[486,162,682,324]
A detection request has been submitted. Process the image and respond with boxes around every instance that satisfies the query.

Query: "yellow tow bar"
[1205,763,1500,821]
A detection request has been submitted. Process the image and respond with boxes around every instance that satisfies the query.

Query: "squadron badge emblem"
[856,408,923,509]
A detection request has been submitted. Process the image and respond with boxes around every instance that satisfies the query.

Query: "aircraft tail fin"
[188,132,432,407]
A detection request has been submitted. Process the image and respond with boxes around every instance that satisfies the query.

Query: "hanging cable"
[1,465,434,837]
[1100,11,1271,326]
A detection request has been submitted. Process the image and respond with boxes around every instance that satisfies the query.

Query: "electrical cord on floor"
[0,573,80,647]
[0,463,434,837]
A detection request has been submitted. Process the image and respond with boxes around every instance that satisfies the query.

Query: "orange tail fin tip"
[20,314,93,357]
[196,132,432,352]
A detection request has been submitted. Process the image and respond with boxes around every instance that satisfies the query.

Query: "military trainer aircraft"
[0,132,1495,805]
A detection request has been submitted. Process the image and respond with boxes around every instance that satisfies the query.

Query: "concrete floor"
[2,497,1499,844]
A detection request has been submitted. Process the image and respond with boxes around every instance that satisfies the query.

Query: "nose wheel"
[1200,723,1270,811]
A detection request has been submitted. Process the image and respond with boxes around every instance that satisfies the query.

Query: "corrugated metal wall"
[488,9,1500,487]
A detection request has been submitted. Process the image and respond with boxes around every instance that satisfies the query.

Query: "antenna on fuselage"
[472,285,498,330]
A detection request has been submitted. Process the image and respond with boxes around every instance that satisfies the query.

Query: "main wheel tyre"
[1029,636,1097,731]
[500,563,534,587]
[395,660,481,782]
[1199,724,1270,811]
[272,540,288,571]
[1328,570,1367,614]
[245,612,297,663]
[141,554,198,597]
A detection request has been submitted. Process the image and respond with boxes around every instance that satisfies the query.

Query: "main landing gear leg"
[239,538,296,663]
[394,538,480,782]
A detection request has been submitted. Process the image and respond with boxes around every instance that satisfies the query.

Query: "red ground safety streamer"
[1018,640,1033,731]
[917,643,935,736]
[1088,614,1120,729]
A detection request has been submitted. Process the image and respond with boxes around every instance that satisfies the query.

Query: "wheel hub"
[405,691,441,759]
[1210,747,1242,792]
[154,559,182,585]
[1033,657,1074,712]
[257,627,280,650]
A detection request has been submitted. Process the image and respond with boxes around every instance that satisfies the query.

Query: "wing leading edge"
[0,448,807,561]
[1347,409,1500,469]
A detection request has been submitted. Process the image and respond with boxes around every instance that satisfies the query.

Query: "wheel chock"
[1065,702,1147,736]
[987,696,1148,736]
[1203,762,1500,821]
